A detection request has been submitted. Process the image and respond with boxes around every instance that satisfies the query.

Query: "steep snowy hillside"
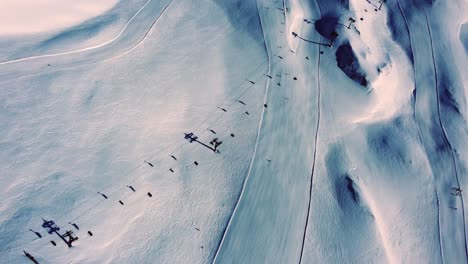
[0,0,118,35]
[0,0,467,263]
[0,0,148,62]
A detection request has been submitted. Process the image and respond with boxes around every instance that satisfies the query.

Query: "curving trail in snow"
[0,0,154,65]
[211,1,271,260]
[214,0,321,262]
[394,1,445,261]
[421,0,468,256]
[397,0,468,262]
[0,0,175,82]
[0,0,270,263]
[1,0,467,263]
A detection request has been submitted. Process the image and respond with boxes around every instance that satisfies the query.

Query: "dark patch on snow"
[317,0,349,13]
[335,42,368,87]
[213,0,263,42]
[460,23,468,53]
[432,130,450,154]
[368,130,403,161]
[366,122,411,168]
[0,207,37,247]
[386,3,413,63]
[325,143,347,178]
[325,143,362,210]
[345,176,359,203]
[439,84,461,115]
[315,15,339,40]
[334,173,362,209]
[435,54,466,117]
[420,0,437,6]
[83,82,100,109]
[35,13,118,52]
[338,0,350,9]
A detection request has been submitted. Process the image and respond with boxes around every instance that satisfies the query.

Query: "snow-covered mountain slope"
[0,0,467,263]
[1,0,268,263]
[0,0,154,62]
[0,0,118,36]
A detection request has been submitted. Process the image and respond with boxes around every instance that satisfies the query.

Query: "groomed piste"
[0,0,467,263]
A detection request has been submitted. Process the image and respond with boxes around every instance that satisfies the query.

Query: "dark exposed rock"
[335,42,368,87]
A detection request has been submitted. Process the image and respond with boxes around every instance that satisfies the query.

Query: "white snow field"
[0,0,118,35]
[0,0,467,263]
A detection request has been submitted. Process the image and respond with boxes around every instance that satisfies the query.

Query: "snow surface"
[0,0,467,263]
[0,0,118,35]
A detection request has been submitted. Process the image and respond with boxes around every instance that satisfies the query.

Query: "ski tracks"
[0,0,156,65]
[211,0,272,262]
[298,0,321,262]
[422,6,468,259]
[398,0,467,261]
[0,0,175,84]
[395,1,445,262]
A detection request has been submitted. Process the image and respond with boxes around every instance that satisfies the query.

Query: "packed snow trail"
[297,0,321,262]
[398,0,468,262]
[0,0,174,82]
[395,0,445,261]
[422,0,468,256]
[214,0,321,262]
[0,0,155,65]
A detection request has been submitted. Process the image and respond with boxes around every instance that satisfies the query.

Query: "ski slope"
[0,0,467,263]
[0,0,118,36]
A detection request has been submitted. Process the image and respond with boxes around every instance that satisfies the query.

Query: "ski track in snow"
[298,0,321,262]
[1,0,467,263]
[107,0,175,60]
[397,0,467,262]
[214,0,322,262]
[395,0,445,261]
[0,0,155,65]
[0,0,175,84]
[1,0,270,262]
[422,6,468,258]
[211,0,272,261]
